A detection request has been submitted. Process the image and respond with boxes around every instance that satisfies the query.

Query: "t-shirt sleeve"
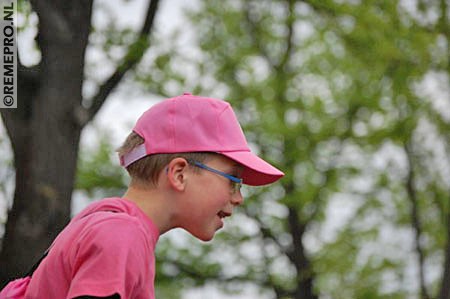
[67,215,153,299]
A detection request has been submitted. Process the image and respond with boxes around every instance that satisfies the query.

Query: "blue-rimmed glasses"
[188,160,243,194]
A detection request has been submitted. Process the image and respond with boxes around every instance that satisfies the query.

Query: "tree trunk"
[0,0,93,284]
[286,206,317,299]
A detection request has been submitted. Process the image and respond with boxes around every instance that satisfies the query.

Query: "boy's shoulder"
[75,197,159,241]
[51,198,158,255]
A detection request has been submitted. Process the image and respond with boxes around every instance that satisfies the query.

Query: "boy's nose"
[231,191,244,206]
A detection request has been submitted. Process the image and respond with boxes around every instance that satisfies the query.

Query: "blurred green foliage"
[73,0,449,298]
[75,133,127,198]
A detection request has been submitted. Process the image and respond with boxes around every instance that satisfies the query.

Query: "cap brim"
[220,151,284,186]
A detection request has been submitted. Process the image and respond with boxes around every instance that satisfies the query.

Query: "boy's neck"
[122,186,177,235]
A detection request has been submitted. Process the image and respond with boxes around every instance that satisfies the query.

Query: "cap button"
[183,92,192,96]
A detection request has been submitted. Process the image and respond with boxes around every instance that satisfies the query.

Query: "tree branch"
[438,136,450,299]
[277,0,295,73]
[243,3,276,68]
[159,256,265,286]
[81,0,161,126]
[438,0,450,74]
[439,204,450,299]
[404,142,430,299]
[242,203,287,252]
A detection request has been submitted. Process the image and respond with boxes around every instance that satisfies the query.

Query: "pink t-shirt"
[25,197,160,299]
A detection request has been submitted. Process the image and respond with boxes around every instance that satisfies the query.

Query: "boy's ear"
[166,158,190,191]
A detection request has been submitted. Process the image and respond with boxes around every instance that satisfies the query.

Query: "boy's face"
[180,155,244,241]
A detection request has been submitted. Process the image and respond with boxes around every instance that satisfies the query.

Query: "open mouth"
[217,211,231,219]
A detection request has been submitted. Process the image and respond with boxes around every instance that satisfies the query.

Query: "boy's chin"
[186,229,216,242]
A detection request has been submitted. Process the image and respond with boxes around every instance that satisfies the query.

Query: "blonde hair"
[117,132,214,187]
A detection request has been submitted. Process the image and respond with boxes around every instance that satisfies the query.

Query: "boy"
[24,93,284,298]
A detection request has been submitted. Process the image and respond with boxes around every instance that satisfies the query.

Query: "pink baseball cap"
[120,93,284,186]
